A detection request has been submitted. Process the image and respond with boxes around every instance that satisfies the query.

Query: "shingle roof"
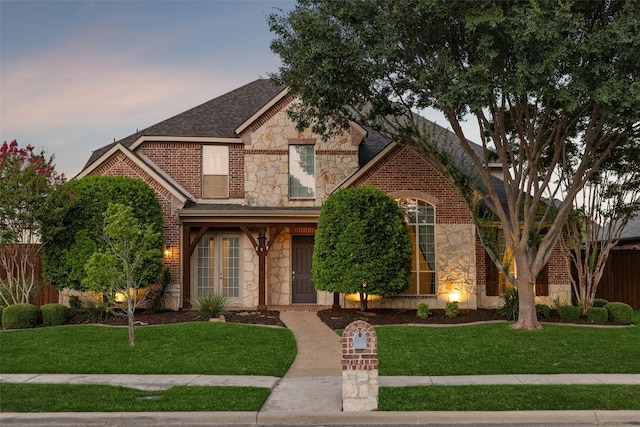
[82,79,286,170]
[81,78,509,217]
[620,213,640,241]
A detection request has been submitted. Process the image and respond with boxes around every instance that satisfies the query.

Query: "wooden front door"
[292,236,316,303]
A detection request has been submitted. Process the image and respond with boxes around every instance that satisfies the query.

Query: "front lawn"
[0,323,296,377]
[0,383,269,412]
[378,319,639,376]
[380,385,640,411]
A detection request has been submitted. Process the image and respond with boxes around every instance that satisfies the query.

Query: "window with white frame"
[202,145,229,197]
[196,234,240,298]
[288,145,315,198]
[398,198,436,295]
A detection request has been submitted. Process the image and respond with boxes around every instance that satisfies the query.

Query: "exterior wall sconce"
[257,233,268,252]
[449,292,460,304]
[164,246,171,258]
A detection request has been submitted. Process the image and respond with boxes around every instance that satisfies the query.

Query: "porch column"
[257,232,268,310]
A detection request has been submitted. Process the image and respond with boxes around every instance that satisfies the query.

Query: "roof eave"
[234,87,291,135]
[74,143,191,204]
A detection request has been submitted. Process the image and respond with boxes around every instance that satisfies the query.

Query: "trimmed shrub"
[193,292,229,320]
[416,303,430,319]
[1,303,40,329]
[498,287,519,320]
[592,298,609,308]
[41,303,69,326]
[558,304,580,322]
[445,302,459,318]
[604,302,634,324]
[535,304,551,319]
[587,306,608,324]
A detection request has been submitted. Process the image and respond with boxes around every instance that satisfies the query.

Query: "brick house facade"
[78,79,571,311]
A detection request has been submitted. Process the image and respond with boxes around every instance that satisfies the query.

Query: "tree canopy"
[312,186,412,310]
[269,0,640,329]
[41,175,164,291]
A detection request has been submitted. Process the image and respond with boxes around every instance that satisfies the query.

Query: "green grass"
[377,320,640,376]
[380,385,640,411]
[0,323,296,377]
[0,383,269,412]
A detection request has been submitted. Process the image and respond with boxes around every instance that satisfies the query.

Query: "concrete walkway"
[2,311,640,425]
[259,311,343,413]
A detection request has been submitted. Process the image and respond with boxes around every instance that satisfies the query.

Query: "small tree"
[0,140,64,305]
[312,186,412,310]
[562,138,640,314]
[83,203,163,346]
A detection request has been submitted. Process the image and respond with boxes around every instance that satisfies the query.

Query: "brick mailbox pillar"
[341,320,378,411]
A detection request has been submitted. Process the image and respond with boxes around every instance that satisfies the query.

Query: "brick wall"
[139,141,245,199]
[350,145,473,224]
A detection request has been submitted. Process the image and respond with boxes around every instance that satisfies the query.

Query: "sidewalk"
[2,311,640,425]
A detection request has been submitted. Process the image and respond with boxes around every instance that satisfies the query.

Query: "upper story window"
[289,145,315,198]
[202,145,229,197]
[398,198,436,295]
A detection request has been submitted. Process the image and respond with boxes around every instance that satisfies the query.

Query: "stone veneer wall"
[242,234,259,308]
[244,108,359,207]
[436,224,477,309]
[268,232,291,305]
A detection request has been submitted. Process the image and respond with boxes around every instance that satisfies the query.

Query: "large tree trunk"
[511,277,541,330]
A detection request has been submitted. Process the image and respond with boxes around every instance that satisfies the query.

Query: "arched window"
[398,198,436,295]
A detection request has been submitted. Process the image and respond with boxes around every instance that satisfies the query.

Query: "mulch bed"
[80,307,620,330]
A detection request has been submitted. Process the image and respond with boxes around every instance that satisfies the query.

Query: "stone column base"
[342,370,378,411]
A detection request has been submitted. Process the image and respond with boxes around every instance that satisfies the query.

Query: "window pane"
[399,198,436,296]
[203,146,228,174]
[221,237,239,297]
[203,175,228,197]
[289,145,315,198]
[197,237,215,296]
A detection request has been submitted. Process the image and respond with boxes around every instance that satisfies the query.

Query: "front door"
[292,236,316,303]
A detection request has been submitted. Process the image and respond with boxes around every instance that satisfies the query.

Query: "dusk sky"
[1,0,474,178]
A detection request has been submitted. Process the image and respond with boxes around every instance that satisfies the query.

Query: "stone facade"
[244,107,359,207]
[436,223,477,309]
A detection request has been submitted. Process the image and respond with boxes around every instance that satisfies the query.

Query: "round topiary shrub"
[41,303,69,326]
[592,298,609,308]
[535,304,550,319]
[417,303,430,319]
[587,306,608,324]
[1,303,40,329]
[558,305,580,322]
[604,302,634,324]
[445,302,459,318]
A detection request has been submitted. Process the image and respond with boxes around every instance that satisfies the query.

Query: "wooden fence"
[594,250,640,309]
[0,244,59,307]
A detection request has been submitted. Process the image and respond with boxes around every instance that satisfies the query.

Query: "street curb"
[2,410,640,426]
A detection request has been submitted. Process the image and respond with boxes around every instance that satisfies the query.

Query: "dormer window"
[202,145,229,197]
[289,145,315,198]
